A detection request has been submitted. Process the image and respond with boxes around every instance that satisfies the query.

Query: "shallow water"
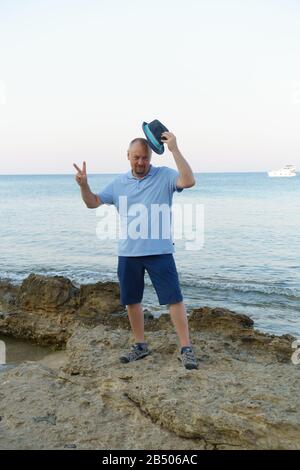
[0,334,66,370]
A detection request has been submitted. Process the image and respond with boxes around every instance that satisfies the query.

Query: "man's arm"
[73,161,102,208]
[80,183,102,208]
[161,132,196,188]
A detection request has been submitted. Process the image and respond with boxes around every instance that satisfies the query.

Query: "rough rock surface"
[0,274,125,346]
[0,274,299,449]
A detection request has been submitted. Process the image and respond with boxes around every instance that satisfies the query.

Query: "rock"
[0,275,299,449]
[143,309,154,320]
[0,362,203,450]
[33,413,57,426]
[0,274,125,346]
[0,364,18,373]
[78,282,121,318]
[189,306,295,363]
[0,280,19,316]
[189,306,254,332]
[15,274,78,312]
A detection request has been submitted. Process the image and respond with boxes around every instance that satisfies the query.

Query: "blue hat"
[142,119,169,154]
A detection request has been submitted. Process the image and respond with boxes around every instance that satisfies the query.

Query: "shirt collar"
[126,164,156,180]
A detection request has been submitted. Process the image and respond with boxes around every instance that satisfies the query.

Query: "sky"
[0,0,300,174]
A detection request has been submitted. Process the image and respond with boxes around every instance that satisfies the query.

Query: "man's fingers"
[73,163,82,174]
[161,132,170,138]
[83,161,86,174]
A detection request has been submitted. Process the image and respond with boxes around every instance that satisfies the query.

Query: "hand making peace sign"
[73,161,88,187]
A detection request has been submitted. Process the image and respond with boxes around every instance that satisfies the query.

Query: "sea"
[0,172,299,338]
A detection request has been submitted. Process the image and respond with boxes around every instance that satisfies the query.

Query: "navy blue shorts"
[117,254,183,306]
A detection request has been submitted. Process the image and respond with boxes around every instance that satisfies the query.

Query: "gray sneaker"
[178,347,198,370]
[119,344,151,363]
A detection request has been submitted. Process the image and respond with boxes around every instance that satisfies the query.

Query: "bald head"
[127,137,152,178]
[128,137,151,157]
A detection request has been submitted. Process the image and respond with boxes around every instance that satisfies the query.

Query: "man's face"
[127,143,152,178]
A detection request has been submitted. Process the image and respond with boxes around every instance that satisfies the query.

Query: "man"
[73,131,198,370]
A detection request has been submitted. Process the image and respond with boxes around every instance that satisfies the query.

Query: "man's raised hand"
[73,161,88,187]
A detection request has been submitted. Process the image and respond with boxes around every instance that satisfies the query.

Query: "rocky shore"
[0,274,299,450]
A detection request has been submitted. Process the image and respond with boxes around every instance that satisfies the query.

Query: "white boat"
[268,165,297,177]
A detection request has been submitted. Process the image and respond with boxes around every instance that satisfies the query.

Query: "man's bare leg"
[119,303,149,363]
[169,301,191,348]
[169,301,198,369]
[126,303,145,343]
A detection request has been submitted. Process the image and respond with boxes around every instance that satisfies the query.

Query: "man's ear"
[127,150,130,160]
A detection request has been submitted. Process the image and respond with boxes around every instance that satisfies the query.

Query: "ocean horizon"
[1,171,299,337]
[0,170,284,175]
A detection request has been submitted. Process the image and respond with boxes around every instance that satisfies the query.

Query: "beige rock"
[0,274,125,346]
[0,274,299,449]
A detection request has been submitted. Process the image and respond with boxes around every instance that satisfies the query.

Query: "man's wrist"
[171,145,180,155]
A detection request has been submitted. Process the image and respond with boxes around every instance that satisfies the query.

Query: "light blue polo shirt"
[97,165,183,257]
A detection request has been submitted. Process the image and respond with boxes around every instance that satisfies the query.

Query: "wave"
[0,269,116,286]
[179,277,300,299]
[1,270,299,301]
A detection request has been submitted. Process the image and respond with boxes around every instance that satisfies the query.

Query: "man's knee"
[126,303,143,310]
